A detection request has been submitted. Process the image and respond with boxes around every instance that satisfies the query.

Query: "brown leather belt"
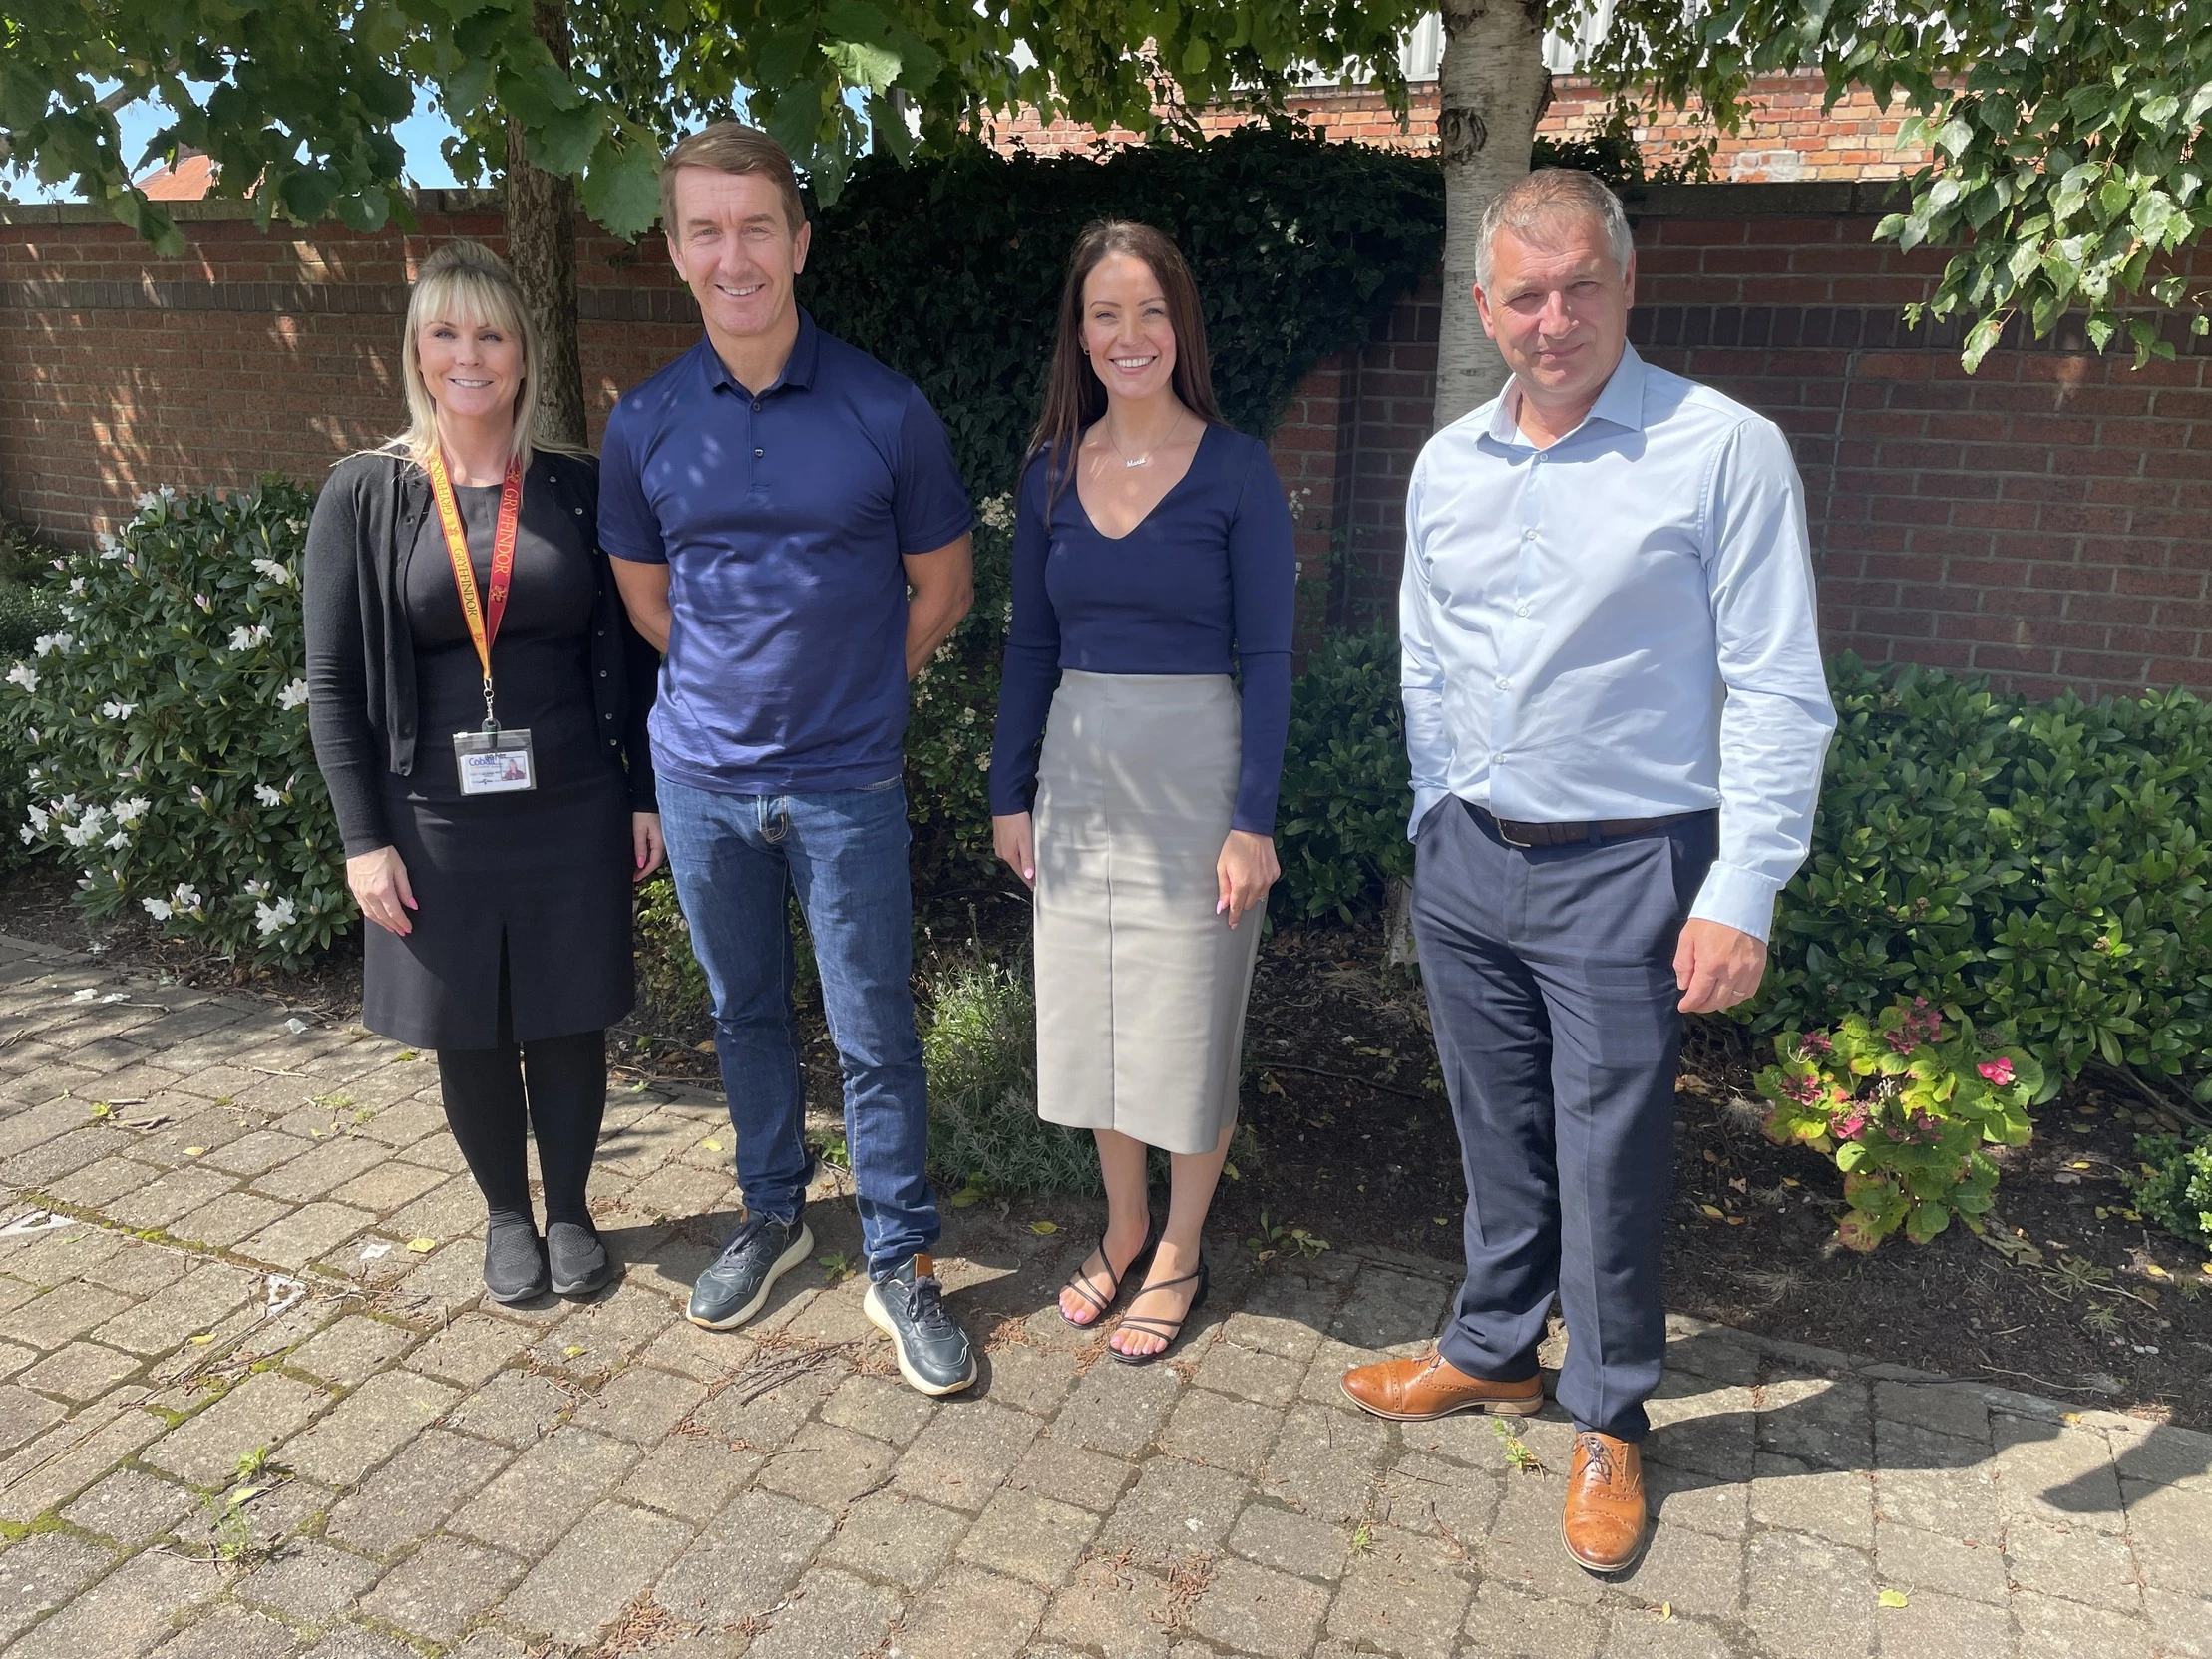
[1469,801,1712,849]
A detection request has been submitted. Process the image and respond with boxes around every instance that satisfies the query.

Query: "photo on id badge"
[456,727,537,794]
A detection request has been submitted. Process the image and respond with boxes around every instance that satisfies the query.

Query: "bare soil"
[8,861,2206,1428]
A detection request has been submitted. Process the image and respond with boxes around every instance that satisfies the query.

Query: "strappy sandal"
[1059,1219,1159,1328]
[1108,1256,1209,1366]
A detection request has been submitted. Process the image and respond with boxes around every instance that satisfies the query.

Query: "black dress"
[360,478,635,1048]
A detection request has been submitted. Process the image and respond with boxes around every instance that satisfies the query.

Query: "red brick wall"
[4,186,2208,700]
[988,71,1930,183]
[0,198,696,540]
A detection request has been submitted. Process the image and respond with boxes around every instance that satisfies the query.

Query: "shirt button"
[1496,676,1511,689]
[1516,605,1531,618]
[754,448,764,458]
[1492,752,1506,763]
[1522,528,1536,541]
[752,400,761,411]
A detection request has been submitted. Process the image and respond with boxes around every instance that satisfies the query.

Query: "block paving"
[1,931,2208,1658]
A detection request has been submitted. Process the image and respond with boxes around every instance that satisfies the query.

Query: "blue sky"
[8,97,468,202]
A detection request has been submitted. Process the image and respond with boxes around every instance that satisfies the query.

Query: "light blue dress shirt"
[1400,343,1836,942]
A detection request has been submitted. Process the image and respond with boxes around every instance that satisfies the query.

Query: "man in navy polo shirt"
[600,122,978,1397]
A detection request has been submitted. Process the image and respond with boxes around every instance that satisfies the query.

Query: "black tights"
[436,1031,607,1227]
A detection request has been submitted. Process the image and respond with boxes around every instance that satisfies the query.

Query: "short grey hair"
[1474,169,1636,293]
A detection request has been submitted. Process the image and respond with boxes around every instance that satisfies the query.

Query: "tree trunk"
[504,0,587,449]
[1432,0,1551,429]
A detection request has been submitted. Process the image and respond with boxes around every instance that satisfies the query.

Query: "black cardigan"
[303,448,659,858]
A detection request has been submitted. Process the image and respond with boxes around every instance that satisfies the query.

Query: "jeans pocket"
[859,775,904,793]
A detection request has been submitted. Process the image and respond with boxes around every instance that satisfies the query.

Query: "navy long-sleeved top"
[988,423,1298,835]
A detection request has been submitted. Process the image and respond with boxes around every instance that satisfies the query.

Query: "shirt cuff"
[1408,786,1448,841]
[1688,862,1783,943]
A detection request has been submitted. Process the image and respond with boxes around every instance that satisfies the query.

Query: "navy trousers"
[1413,797,1717,1442]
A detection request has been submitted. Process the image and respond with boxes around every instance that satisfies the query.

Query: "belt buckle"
[1495,815,1536,849]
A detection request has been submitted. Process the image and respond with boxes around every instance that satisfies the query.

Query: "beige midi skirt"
[1032,670,1264,1155]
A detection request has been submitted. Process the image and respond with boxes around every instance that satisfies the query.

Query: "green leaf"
[579,134,662,237]
[823,39,903,95]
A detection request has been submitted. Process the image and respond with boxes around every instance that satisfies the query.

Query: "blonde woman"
[304,241,662,1303]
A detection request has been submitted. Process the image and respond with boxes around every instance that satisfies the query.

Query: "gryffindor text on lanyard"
[426,450,537,794]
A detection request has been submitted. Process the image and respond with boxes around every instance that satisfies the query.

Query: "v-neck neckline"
[1073,421,1215,543]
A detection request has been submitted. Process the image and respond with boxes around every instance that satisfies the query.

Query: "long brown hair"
[1030,220,1222,502]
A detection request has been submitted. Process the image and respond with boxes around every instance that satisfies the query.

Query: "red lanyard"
[425,449,523,714]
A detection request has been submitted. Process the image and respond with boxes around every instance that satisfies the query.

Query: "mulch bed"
[8,861,2207,1429]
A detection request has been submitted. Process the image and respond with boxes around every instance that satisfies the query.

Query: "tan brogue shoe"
[1562,1431,1648,1573]
[1338,1348,1544,1421]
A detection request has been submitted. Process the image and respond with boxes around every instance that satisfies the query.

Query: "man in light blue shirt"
[1339,170,1834,1575]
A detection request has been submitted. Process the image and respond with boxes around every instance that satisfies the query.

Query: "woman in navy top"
[989,221,1296,1363]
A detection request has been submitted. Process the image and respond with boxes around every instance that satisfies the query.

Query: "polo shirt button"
[754,448,764,458]
[1516,605,1531,618]
[599,670,608,678]
[1496,676,1511,689]
[752,400,761,412]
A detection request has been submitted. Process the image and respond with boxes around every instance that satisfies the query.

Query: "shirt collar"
[698,306,821,397]
[1487,340,1649,446]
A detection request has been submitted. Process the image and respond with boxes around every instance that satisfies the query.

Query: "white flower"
[141,897,173,922]
[228,624,271,651]
[135,491,159,512]
[102,830,129,851]
[254,897,296,938]
[251,558,294,587]
[113,797,150,826]
[98,700,136,721]
[277,678,310,710]
[977,493,1016,532]
[5,665,36,693]
[243,878,269,898]
[172,884,202,913]
[254,783,283,807]
[23,804,47,835]
[32,633,72,657]
[67,576,85,595]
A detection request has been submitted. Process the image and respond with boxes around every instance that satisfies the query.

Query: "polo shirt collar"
[1488,340,1649,445]
[698,306,823,398]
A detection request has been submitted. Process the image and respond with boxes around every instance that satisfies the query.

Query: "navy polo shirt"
[598,310,972,796]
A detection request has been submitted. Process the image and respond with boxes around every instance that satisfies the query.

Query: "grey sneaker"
[484,1213,549,1304]
[864,1253,976,1397]
[548,1219,612,1297]
[687,1212,812,1330]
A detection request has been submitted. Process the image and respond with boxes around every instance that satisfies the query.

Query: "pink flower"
[1801,1031,1834,1057]
[1978,1057,2014,1087]
[1835,1109,1869,1141]
[1784,1073,1824,1106]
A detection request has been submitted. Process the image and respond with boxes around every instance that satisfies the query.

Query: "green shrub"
[2131,1132,2212,1255]
[634,871,711,1027]
[0,576,61,661]
[1274,628,1413,922]
[1755,999,2043,1249]
[920,950,1102,1197]
[0,482,350,965]
[1758,658,2212,1103]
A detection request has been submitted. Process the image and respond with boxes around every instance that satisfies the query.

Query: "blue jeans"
[656,775,938,1277]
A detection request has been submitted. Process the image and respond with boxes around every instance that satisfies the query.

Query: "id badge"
[454,727,537,794]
